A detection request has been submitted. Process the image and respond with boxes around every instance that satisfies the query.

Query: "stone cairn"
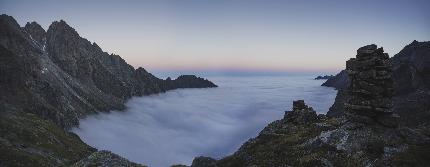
[284,100,318,124]
[345,44,397,127]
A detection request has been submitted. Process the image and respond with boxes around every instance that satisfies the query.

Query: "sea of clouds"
[72,76,337,167]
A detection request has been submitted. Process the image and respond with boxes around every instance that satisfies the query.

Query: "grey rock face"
[326,90,347,118]
[23,21,46,45]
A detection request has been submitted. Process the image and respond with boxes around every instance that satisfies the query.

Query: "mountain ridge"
[0,14,216,167]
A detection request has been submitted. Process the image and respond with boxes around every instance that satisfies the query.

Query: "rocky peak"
[0,14,40,55]
[345,44,397,127]
[47,20,80,42]
[284,100,318,124]
[0,14,21,30]
[92,42,103,52]
[23,21,46,45]
[394,41,430,74]
[46,20,80,47]
[49,20,75,31]
[45,19,95,78]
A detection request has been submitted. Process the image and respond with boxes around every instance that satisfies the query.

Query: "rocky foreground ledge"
[200,100,429,167]
[183,44,430,167]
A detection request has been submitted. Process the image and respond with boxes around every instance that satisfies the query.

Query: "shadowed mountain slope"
[0,14,216,166]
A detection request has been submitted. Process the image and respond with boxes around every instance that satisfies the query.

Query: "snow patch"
[335,131,349,150]
[41,67,48,74]
[319,130,334,143]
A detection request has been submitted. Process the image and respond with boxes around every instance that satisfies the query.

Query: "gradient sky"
[1,0,429,74]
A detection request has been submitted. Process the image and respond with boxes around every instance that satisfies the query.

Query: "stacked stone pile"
[345,44,397,126]
[284,100,318,124]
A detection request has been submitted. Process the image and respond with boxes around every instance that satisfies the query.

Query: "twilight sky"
[1,0,429,74]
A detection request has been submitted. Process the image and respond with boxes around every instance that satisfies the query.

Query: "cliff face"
[0,14,216,166]
[190,44,430,167]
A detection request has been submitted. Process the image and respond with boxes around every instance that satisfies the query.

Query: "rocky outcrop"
[0,14,216,167]
[283,100,319,124]
[321,70,349,89]
[190,156,218,167]
[314,75,334,80]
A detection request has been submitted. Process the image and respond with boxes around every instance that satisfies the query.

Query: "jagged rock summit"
[23,21,46,45]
